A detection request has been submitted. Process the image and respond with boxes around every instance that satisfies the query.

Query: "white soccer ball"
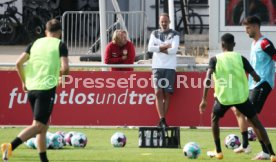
[71,132,88,148]
[55,131,66,146]
[248,127,257,141]
[110,132,127,147]
[49,134,64,149]
[225,134,241,149]
[183,142,201,159]
[25,137,36,149]
[64,131,76,146]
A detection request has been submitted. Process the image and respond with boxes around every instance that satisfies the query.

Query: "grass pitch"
[0,127,275,162]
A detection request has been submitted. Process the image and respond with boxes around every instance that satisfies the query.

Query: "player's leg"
[36,124,49,162]
[248,116,276,161]
[207,113,223,159]
[34,88,55,162]
[207,99,229,159]
[246,118,268,159]
[18,88,55,140]
[161,69,176,127]
[152,69,166,127]
[31,88,55,162]
[1,90,37,161]
[249,82,272,159]
[236,99,276,161]
[231,108,251,153]
[155,88,166,126]
[163,92,170,116]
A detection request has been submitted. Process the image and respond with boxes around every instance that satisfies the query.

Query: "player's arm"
[15,43,32,91]
[59,42,69,76]
[261,38,276,61]
[242,56,260,82]
[165,35,180,55]
[148,31,160,53]
[59,43,69,86]
[59,56,69,86]
[60,57,69,76]
[199,68,214,114]
[199,57,215,114]
[15,52,30,92]
[159,44,170,53]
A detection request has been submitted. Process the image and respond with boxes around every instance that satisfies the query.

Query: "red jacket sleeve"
[104,43,123,64]
[123,41,136,64]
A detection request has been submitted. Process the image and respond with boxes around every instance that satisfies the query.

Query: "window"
[220,0,276,31]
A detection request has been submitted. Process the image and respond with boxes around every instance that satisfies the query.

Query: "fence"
[62,11,147,58]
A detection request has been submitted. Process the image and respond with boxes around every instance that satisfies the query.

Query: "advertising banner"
[1,71,276,127]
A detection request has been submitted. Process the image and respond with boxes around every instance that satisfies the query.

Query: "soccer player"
[1,19,69,162]
[232,16,276,160]
[199,33,276,161]
[148,13,180,128]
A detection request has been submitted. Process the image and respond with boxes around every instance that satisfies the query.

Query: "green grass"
[0,127,276,162]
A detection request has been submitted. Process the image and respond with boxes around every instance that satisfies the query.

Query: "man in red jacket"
[104,30,136,71]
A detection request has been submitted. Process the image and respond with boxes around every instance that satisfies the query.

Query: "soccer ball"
[248,127,257,141]
[71,132,88,148]
[49,134,64,149]
[225,134,241,149]
[64,131,76,146]
[110,132,127,147]
[55,131,66,146]
[183,142,201,159]
[25,137,36,149]
[55,131,66,138]
[46,132,53,137]
[33,136,51,149]
[31,136,51,149]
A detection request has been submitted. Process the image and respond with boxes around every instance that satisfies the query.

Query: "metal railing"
[62,11,148,57]
[0,63,208,71]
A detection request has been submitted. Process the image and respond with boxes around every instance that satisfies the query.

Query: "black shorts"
[213,98,256,119]
[28,87,56,125]
[152,68,176,93]
[249,81,272,113]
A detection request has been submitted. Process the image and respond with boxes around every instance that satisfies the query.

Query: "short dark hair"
[221,33,234,44]
[242,16,261,26]
[46,19,61,33]
[160,13,170,20]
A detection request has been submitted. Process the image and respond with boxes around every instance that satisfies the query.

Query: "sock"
[11,137,23,151]
[260,141,269,154]
[265,143,275,156]
[241,131,249,148]
[215,139,222,153]
[39,152,49,162]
